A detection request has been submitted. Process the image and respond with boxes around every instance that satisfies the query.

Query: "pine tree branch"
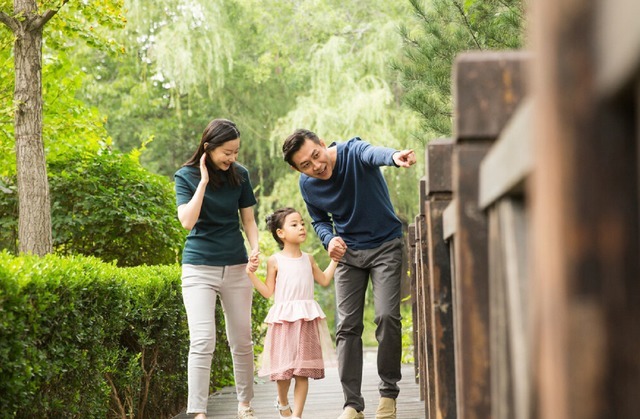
[0,11,19,33]
[495,0,524,21]
[452,0,482,50]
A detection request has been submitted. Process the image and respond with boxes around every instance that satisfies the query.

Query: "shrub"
[0,146,185,266]
[0,252,271,418]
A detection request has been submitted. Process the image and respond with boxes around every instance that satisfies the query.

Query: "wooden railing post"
[451,51,529,419]
[480,100,534,419]
[531,0,640,417]
[423,138,456,419]
[408,222,419,385]
[415,178,432,409]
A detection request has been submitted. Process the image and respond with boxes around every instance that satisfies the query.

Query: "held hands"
[328,237,347,262]
[393,149,417,168]
[199,153,209,184]
[246,249,260,274]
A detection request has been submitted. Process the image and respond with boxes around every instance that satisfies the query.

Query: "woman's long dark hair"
[183,118,243,189]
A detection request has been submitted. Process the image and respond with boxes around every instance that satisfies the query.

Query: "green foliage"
[0,44,110,180]
[74,0,424,228]
[400,303,415,364]
[0,31,12,175]
[395,0,525,139]
[0,252,271,417]
[264,0,424,224]
[48,146,185,266]
[0,0,126,175]
[0,146,185,266]
[0,253,178,417]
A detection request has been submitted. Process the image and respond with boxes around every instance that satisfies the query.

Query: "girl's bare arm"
[246,255,277,298]
[310,255,338,287]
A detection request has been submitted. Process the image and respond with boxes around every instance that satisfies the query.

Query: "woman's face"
[207,138,240,171]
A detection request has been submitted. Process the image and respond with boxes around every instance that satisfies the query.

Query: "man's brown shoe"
[375,397,396,419]
[337,406,365,419]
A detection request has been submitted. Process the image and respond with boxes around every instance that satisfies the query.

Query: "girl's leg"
[276,379,293,417]
[292,375,309,418]
[181,265,223,414]
[219,264,255,408]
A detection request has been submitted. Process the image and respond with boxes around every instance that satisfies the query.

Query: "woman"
[175,118,260,419]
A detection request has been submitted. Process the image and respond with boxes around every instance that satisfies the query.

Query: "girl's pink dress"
[258,252,336,380]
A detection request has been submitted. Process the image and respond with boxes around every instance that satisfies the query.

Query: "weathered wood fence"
[409,1,640,418]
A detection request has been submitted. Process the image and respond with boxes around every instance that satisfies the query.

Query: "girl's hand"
[199,153,209,184]
[246,263,257,274]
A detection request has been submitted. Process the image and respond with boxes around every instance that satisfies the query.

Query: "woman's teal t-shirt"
[174,163,256,266]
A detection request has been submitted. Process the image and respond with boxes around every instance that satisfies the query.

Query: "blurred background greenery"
[0,0,524,363]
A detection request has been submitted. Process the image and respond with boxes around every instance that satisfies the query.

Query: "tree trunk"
[12,1,53,255]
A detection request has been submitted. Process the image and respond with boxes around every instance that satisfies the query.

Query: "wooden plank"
[489,199,530,419]
[409,222,419,383]
[488,206,512,419]
[173,351,425,418]
[451,144,492,419]
[453,51,530,142]
[451,50,529,419]
[424,137,456,419]
[416,213,434,416]
[531,0,640,417]
[479,99,534,209]
[414,214,427,403]
[442,200,457,241]
[596,0,640,98]
[425,138,454,195]
[425,199,457,419]
[498,199,530,419]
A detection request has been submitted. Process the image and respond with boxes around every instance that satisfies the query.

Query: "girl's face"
[278,212,307,245]
[206,138,240,171]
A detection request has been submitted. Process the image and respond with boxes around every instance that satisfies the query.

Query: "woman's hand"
[199,153,209,184]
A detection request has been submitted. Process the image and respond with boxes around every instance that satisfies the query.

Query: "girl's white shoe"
[275,398,293,418]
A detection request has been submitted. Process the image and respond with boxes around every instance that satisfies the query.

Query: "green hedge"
[0,252,270,418]
[0,147,185,267]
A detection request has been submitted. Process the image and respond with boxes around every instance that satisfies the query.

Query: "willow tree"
[0,0,124,255]
[265,0,422,224]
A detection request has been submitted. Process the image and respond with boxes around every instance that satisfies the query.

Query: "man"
[282,129,416,419]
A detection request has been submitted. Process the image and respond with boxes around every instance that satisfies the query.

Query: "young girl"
[175,118,260,419]
[246,207,337,419]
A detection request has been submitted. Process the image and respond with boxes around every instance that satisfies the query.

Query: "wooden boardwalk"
[173,349,425,419]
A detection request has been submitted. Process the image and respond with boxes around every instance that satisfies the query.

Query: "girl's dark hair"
[183,118,243,189]
[282,129,321,168]
[265,207,298,249]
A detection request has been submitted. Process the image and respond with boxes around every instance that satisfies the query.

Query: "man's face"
[291,139,334,180]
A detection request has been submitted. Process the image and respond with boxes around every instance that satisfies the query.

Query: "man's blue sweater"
[299,137,403,250]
